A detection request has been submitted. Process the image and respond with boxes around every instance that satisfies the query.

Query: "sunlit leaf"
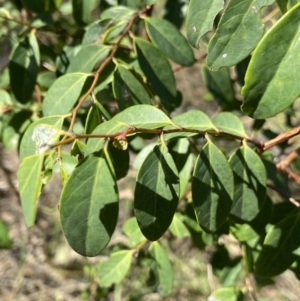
[122,217,146,248]
[169,213,190,238]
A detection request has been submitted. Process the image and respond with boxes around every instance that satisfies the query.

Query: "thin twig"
[267,183,300,208]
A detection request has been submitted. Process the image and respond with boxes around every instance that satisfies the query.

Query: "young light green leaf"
[60,151,119,256]
[212,112,247,137]
[229,144,267,222]
[209,287,244,301]
[85,105,172,155]
[67,45,110,73]
[149,241,174,296]
[17,154,44,227]
[122,217,146,248]
[207,0,275,70]
[255,213,300,277]
[242,3,300,119]
[145,17,195,66]
[20,116,64,160]
[42,72,91,116]
[164,110,214,140]
[202,64,238,110]
[97,250,133,287]
[192,141,234,232]
[186,0,224,49]
[113,64,152,110]
[135,38,178,110]
[9,32,40,104]
[169,213,190,238]
[134,144,180,241]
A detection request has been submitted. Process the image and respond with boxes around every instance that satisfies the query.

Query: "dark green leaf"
[202,64,238,110]
[72,0,98,25]
[255,213,300,277]
[207,0,275,70]
[276,0,288,13]
[9,32,39,104]
[229,144,267,222]
[192,141,234,232]
[149,241,174,296]
[67,45,110,73]
[186,0,224,49]
[20,116,64,160]
[135,38,177,110]
[60,150,119,256]
[17,154,44,227]
[22,0,61,13]
[113,64,152,110]
[134,143,180,241]
[42,72,92,116]
[164,110,214,140]
[85,103,102,134]
[163,0,187,29]
[212,112,247,137]
[145,17,195,66]
[97,250,133,287]
[242,3,300,118]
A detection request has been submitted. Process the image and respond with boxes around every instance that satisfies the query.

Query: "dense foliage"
[1,0,300,299]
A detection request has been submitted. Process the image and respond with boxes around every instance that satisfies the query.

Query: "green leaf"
[207,0,275,70]
[37,71,56,90]
[67,45,110,73]
[113,64,152,110]
[164,110,214,140]
[242,3,300,119]
[209,287,244,301]
[169,213,190,238]
[85,102,102,134]
[186,0,224,49]
[202,64,238,110]
[9,32,40,104]
[97,250,133,287]
[17,154,44,227]
[60,150,119,256]
[82,20,111,45]
[85,105,172,155]
[134,144,180,241]
[102,21,127,43]
[122,217,146,248]
[145,17,195,66]
[149,241,174,296]
[135,38,177,110]
[255,213,300,277]
[101,5,135,21]
[0,89,12,110]
[20,116,64,160]
[276,0,288,13]
[229,144,267,222]
[192,141,234,232]
[212,112,247,137]
[22,0,61,13]
[0,220,13,249]
[163,0,187,29]
[169,138,194,199]
[72,0,98,25]
[42,72,91,116]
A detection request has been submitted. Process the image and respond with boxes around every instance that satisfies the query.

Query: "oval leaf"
[192,141,234,232]
[242,3,300,118]
[164,110,214,140]
[145,17,195,66]
[255,213,300,277]
[229,144,267,222]
[42,72,91,116]
[134,143,180,241]
[212,112,247,137]
[149,242,174,296]
[207,0,275,70]
[17,154,44,227]
[60,151,119,256]
[97,250,133,287]
[113,64,152,110]
[19,116,64,160]
[67,45,110,73]
[186,0,224,49]
[9,32,39,103]
[122,217,146,248]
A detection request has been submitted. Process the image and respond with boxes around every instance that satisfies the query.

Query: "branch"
[267,184,300,208]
